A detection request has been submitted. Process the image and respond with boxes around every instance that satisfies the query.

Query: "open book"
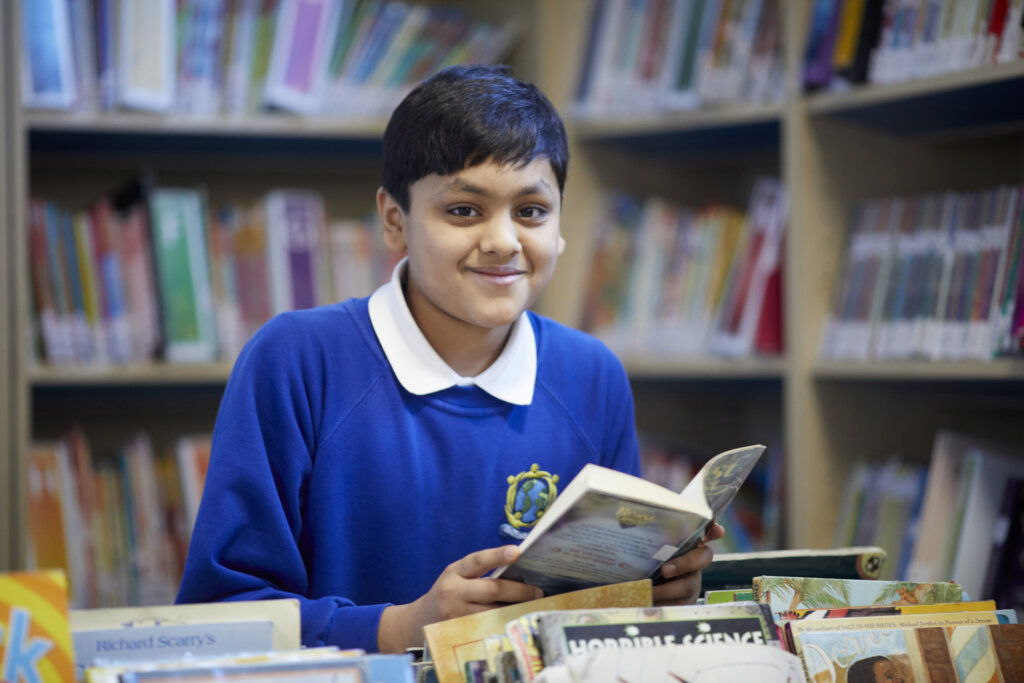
[492,444,765,595]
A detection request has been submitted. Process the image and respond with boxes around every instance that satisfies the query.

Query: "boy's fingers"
[456,545,521,578]
[705,522,726,542]
[652,573,702,605]
[660,544,713,578]
[464,577,543,606]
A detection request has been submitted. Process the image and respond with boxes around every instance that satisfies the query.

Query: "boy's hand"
[378,545,541,653]
[652,522,725,606]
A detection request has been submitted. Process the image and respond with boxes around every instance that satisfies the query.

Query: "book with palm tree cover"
[753,575,964,615]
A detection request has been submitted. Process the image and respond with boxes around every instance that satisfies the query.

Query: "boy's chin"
[463,303,530,330]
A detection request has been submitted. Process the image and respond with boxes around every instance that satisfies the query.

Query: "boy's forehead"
[422,158,558,194]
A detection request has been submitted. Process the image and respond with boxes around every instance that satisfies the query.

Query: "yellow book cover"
[832,0,868,69]
[26,444,73,579]
[0,569,75,682]
[423,579,652,683]
[787,610,1001,659]
[782,599,997,621]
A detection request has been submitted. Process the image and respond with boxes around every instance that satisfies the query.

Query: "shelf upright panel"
[0,0,12,571]
[1,0,28,571]
[782,0,848,549]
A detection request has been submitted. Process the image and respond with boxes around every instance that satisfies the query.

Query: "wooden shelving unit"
[3,0,1024,570]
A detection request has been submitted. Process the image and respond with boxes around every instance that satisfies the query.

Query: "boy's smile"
[378,158,565,375]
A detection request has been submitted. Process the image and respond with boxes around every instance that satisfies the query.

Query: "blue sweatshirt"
[176,297,640,652]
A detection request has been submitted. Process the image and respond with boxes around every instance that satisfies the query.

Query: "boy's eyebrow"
[439,179,556,198]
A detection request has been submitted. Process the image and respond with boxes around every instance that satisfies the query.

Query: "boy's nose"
[479,214,522,255]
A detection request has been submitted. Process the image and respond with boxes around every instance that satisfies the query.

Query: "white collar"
[368,258,536,405]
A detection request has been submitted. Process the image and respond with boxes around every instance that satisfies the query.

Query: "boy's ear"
[376,187,407,252]
[557,235,566,255]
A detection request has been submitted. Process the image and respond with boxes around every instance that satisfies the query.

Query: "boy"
[176,65,722,654]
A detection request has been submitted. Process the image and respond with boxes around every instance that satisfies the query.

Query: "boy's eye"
[449,206,480,218]
[518,206,548,220]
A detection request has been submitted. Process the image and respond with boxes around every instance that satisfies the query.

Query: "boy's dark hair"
[382,64,569,212]
[847,655,894,683]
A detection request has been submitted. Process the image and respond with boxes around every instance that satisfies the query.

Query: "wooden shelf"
[26,111,386,157]
[572,102,783,153]
[813,359,1024,381]
[25,110,388,137]
[804,62,1024,136]
[621,354,787,380]
[30,363,234,386]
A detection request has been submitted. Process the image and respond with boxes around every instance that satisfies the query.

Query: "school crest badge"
[499,464,559,540]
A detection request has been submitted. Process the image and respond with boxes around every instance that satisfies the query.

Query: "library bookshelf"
[3,0,1024,588]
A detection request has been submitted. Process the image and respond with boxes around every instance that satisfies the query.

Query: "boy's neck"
[427,323,512,378]
[402,281,513,378]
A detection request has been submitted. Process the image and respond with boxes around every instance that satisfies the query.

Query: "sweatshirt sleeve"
[175,315,388,652]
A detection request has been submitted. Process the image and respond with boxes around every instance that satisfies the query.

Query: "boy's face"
[380,158,565,337]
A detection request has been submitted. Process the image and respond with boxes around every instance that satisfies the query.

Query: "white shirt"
[367,258,537,405]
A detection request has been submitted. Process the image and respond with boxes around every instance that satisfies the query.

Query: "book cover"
[754,576,964,615]
[90,198,133,363]
[533,602,778,668]
[908,429,1024,591]
[491,444,765,595]
[117,0,176,111]
[787,609,1001,660]
[983,478,1024,624]
[26,443,76,583]
[703,546,887,594]
[85,646,390,683]
[798,623,1024,683]
[947,442,1024,602]
[71,598,301,677]
[780,599,997,623]
[109,173,163,362]
[20,0,78,109]
[265,189,328,314]
[0,570,75,683]
[263,0,343,113]
[176,435,213,532]
[543,642,806,683]
[27,199,66,363]
[148,188,218,363]
[422,579,652,683]
[709,178,788,358]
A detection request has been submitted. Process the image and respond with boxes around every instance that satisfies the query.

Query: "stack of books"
[581,178,787,360]
[421,567,1023,682]
[819,184,1024,362]
[572,0,786,117]
[28,174,395,368]
[20,0,519,118]
[802,0,1024,91]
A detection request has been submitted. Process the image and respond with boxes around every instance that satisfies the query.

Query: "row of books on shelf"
[22,0,516,118]
[572,0,785,118]
[420,571,1023,683]
[581,177,786,359]
[819,183,1024,362]
[27,427,213,609]
[804,0,1024,92]
[833,429,1024,618]
[28,176,394,367]
[29,427,775,611]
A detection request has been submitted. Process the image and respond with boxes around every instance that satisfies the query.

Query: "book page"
[499,491,706,595]
[654,444,766,573]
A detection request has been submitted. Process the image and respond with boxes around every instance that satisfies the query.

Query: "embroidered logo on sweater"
[499,464,559,541]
